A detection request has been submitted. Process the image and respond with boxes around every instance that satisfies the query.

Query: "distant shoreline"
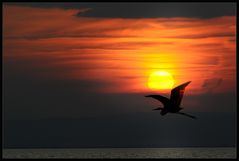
[3,146,236,149]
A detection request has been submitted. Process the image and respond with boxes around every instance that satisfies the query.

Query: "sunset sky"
[3,2,236,148]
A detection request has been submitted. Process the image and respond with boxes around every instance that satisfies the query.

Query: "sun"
[148,71,174,90]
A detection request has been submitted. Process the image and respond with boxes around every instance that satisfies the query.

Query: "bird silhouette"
[145,81,196,119]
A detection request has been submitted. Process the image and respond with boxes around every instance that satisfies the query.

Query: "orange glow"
[148,71,174,90]
[3,5,236,95]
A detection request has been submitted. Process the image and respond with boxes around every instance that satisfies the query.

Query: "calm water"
[3,147,236,158]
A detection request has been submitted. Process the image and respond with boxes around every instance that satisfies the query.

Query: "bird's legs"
[177,112,197,119]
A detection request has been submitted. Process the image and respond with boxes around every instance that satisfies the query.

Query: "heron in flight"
[145,81,196,119]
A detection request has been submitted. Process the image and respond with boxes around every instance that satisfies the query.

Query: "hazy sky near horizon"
[3,2,237,148]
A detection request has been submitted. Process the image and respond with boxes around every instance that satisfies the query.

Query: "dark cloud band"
[6,2,236,18]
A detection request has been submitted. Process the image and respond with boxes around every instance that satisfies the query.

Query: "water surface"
[3,147,236,158]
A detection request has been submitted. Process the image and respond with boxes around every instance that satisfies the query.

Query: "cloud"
[3,5,236,40]
[168,32,235,39]
[3,5,236,94]
[202,78,223,92]
[7,2,236,18]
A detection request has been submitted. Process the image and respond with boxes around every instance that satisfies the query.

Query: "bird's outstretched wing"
[177,112,197,119]
[170,81,191,107]
[145,95,170,106]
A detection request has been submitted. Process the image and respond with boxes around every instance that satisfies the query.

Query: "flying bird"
[145,81,196,119]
